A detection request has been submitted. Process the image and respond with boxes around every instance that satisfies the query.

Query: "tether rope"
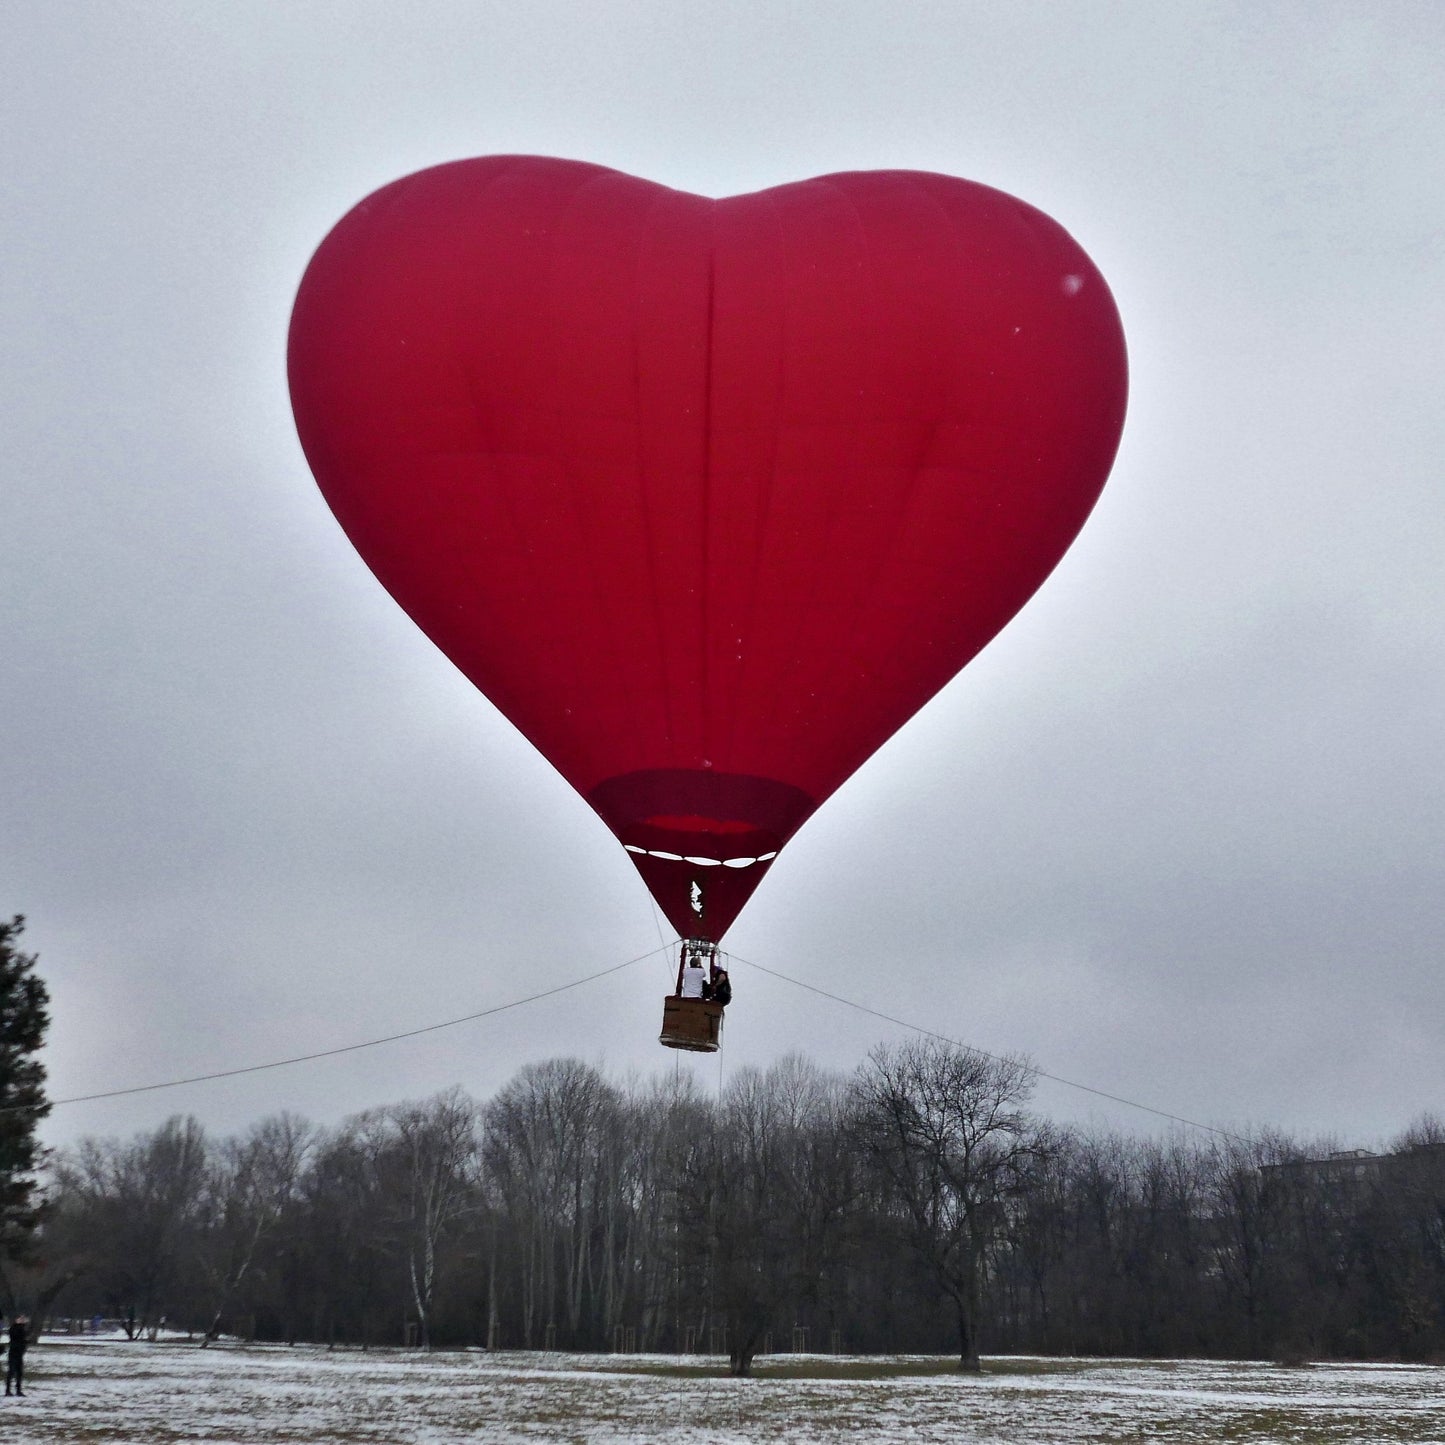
[16,944,671,1113]
[20,936,1249,1143]
[723,947,1249,1143]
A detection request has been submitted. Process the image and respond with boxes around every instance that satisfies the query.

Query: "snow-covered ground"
[7,1341,1444,1443]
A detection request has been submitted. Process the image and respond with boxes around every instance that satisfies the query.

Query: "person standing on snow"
[5,1314,29,1396]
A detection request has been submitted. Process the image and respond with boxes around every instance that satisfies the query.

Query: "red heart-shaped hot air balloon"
[288,156,1127,942]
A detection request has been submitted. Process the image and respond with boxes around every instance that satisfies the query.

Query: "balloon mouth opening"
[623,843,780,869]
[588,769,812,941]
[588,769,814,852]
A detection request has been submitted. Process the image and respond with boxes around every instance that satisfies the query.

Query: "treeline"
[13,1044,1445,1373]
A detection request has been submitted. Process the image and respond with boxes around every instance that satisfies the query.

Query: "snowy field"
[6,1341,1444,1443]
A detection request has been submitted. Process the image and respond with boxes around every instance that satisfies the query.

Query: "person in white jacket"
[680,955,707,998]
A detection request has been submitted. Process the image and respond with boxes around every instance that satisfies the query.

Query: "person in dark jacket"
[5,1314,28,1396]
[710,964,732,1008]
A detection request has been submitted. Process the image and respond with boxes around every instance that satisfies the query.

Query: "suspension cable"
[13,944,671,1114]
[725,948,1250,1144]
[21,935,1249,1144]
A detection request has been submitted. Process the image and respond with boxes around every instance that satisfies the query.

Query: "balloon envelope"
[288,157,1127,940]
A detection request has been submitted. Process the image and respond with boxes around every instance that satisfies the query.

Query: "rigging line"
[648,900,675,973]
[727,949,1251,1145]
[19,945,673,1114]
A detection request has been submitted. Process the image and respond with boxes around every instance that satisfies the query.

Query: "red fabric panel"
[288,157,1127,940]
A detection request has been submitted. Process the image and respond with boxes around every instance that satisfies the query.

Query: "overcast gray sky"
[4,1,1442,1152]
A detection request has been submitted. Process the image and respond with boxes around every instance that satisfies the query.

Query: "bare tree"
[994,1122,1079,1352]
[35,1050,1445,1361]
[287,1122,392,1346]
[852,1039,1041,1370]
[671,1056,858,1376]
[197,1113,313,1345]
[625,1071,711,1351]
[484,1060,616,1348]
[365,1088,480,1349]
[684,1064,794,1376]
[54,1116,209,1336]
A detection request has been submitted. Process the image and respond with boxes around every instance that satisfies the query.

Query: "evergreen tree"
[0,916,51,1260]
